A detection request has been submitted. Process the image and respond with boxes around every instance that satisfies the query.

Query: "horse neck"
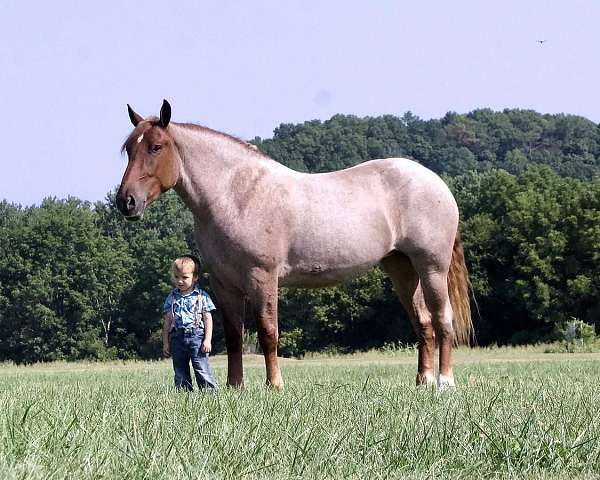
[170,123,283,222]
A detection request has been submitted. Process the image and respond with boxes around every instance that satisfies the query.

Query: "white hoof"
[437,374,456,390]
[417,373,436,387]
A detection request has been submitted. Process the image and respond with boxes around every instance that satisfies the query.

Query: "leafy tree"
[0,198,131,362]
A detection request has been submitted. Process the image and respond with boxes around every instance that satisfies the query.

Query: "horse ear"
[159,99,171,128]
[127,104,143,126]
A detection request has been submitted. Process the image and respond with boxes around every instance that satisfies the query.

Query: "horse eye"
[149,144,162,154]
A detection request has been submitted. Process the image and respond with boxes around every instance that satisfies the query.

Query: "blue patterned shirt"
[163,285,216,330]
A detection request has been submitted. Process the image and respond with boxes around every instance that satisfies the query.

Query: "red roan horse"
[116,100,472,390]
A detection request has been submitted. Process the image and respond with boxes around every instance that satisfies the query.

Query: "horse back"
[279,158,458,285]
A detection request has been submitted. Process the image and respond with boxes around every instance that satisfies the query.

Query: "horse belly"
[280,223,393,288]
[279,261,379,288]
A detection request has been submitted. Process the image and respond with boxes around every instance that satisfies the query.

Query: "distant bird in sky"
[536,39,547,45]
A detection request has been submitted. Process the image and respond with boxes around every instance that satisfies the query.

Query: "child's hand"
[201,340,212,353]
[163,343,170,358]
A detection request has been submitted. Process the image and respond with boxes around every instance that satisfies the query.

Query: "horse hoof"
[226,381,245,390]
[416,373,436,387]
[437,374,456,391]
[266,382,284,392]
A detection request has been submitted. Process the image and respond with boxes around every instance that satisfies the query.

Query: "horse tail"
[448,230,474,345]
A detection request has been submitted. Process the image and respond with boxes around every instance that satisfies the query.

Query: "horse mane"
[177,122,269,158]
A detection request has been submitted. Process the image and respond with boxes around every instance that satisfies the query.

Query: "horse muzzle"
[116,192,145,220]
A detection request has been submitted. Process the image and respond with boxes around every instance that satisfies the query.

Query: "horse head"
[116,100,180,220]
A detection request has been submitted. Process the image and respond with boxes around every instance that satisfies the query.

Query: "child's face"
[172,264,197,294]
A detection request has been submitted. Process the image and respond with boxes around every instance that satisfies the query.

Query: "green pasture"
[1,348,599,479]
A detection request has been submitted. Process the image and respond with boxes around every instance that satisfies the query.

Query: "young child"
[162,255,217,391]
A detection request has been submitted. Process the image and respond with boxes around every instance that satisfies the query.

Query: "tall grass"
[0,350,599,479]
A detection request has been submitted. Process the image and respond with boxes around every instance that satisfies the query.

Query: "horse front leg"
[248,269,283,390]
[223,313,245,388]
[210,278,245,388]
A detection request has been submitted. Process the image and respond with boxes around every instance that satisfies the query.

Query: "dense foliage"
[254,109,600,180]
[1,109,599,362]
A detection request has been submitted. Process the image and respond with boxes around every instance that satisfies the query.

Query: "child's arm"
[201,312,213,353]
[162,313,172,357]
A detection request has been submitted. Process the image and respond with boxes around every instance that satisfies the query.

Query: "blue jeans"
[169,328,217,391]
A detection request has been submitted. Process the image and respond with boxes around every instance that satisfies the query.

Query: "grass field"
[1,348,599,479]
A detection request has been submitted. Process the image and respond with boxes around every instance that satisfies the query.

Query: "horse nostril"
[126,195,136,212]
[116,192,142,219]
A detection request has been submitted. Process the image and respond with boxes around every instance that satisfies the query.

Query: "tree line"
[1,108,599,362]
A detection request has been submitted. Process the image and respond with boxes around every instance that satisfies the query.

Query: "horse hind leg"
[380,254,436,387]
[412,264,456,389]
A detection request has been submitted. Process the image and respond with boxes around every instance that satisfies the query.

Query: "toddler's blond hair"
[171,256,200,278]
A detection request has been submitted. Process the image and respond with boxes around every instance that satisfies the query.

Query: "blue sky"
[1,1,599,205]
